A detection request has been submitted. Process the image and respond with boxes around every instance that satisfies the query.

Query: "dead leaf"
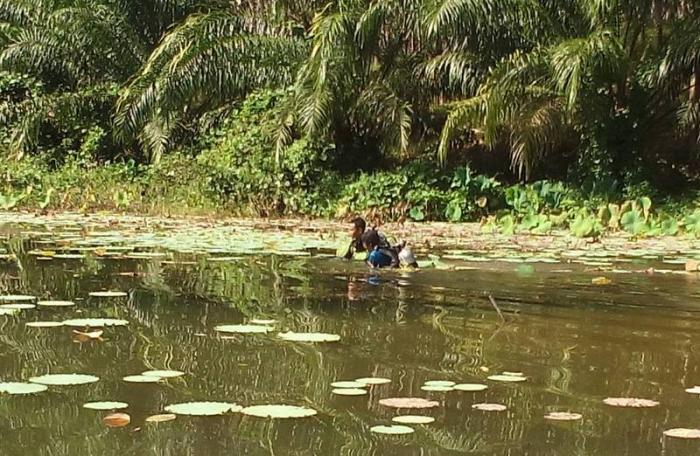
[103,413,130,428]
[378,397,440,409]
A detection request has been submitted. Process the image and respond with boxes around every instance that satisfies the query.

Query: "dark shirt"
[344,230,391,259]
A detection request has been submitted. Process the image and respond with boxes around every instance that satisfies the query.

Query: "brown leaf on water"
[72,329,104,343]
[378,397,440,409]
[103,413,130,428]
[145,414,176,423]
[685,260,699,272]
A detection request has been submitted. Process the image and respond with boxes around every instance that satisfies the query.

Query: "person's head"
[361,229,380,251]
[350,217,366,240]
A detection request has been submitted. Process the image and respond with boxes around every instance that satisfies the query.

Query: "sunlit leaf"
[0,382,48,395]
[278,332,340,342]
[84,401,128,410]
[145,414,177,423]
[370,425,414,435]
[392,415,435,424]
[165,402,242,416]
[142,370,184,378]
[241,404,317,418]
[88,291,128,298]
[544,411,582,421]
[453,383,488,392]
[472,403,507,411]
[29,374,99,386]
[332,388,367,396]
[663,428,700,439]
[331,381,366,388]
[214,324,273,334]
[26,321,63,328]
[603,397,659,408]
[37,300,75,307]
[123,375,161,383]
[356,377,391,385]
[379,398,440,409]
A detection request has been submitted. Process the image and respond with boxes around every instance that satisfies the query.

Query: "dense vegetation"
[2,0,700,236]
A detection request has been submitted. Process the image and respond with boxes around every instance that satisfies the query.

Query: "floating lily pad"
[453,383,488,392]
[664,428,700,439]
[214,324,273,334]
[241,404,317,419]
[391,415,435,424]
[370,425,414,435]
[379,398,439,409]
[249,319,277,325]
[472,403,507,412]
[685,386,700,394]
[424,380,455,387]
[0,295,36,302]
[331,381,366,388]
[0,382,48,395]
[142,370,184,379]
[53,254,85,260]
[278,332,340,342]
[103,413,130,428]
[487,375,527,383]
[37,300,75,307]
[62,318,129,327]
[544,412,583,421]
[29,374,99,386]
[0,308,20,316]
[332,388,367,396]
[356,377,391,385]
[0,303,36,310]
[165,402,242,416]
[26,321,64,328]
[123,375,161,383]
[603,397,659,408]
[89,291,128,298]
[83,401,129,410]
[502,372,524,377]
[421,385,454,392]
[145,414,177,423]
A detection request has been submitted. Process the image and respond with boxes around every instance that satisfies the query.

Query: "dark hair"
[361,229,380,249]
[351,217,366,232]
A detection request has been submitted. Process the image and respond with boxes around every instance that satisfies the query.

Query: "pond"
[2,215,700,455]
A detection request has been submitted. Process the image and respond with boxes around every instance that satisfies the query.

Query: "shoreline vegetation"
[2,1,700,242]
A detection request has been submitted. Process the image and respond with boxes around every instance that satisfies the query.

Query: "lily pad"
[0,295,36,302]
[331,381,366,388]
[62,318,129,327]
[29,373,99,386]
[241,404,317,419]
[370,425,414,435]
[663,428,700,439]
[88,291,128,298]
[26,321,64,328]
[249,319,277,325]
[472,403,507,412]
[278,332,340,342]
[544,412,583,421]
[453,383,488,392]
[421,385,454,392]
[356,377,391,385]
[53,254,85,260]
[391,415,435,424]
[214,324,273,334]
[0,382,48,395]
[487,375,527,383]
[332,388,367,396]
[142,370,184,379]
[685,386,700,394]
[103,413,130,428]
[37,300,75,307]
[145,414,177,423]
[603,397,659,408]
[379,398,440,409]
[123,375,161,383]
[424,380,456,387]
[83,401,129,410]
[0,303,36,310]
[165,402,242,416]
[0,308,20,316]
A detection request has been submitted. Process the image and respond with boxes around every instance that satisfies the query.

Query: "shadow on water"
[1,230,700,455]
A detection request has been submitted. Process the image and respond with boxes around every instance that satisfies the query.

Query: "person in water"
[343,217,391,260]
[344,217,418,269]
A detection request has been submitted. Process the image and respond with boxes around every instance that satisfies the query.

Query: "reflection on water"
[2,230,700,455]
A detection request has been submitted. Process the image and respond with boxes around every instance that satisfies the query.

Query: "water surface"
[2,221,700,455]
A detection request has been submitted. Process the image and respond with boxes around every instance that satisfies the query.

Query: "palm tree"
[113,6,307,162]
[434,0,700,181]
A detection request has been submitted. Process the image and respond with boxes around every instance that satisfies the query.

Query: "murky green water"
[2,219,700,455]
